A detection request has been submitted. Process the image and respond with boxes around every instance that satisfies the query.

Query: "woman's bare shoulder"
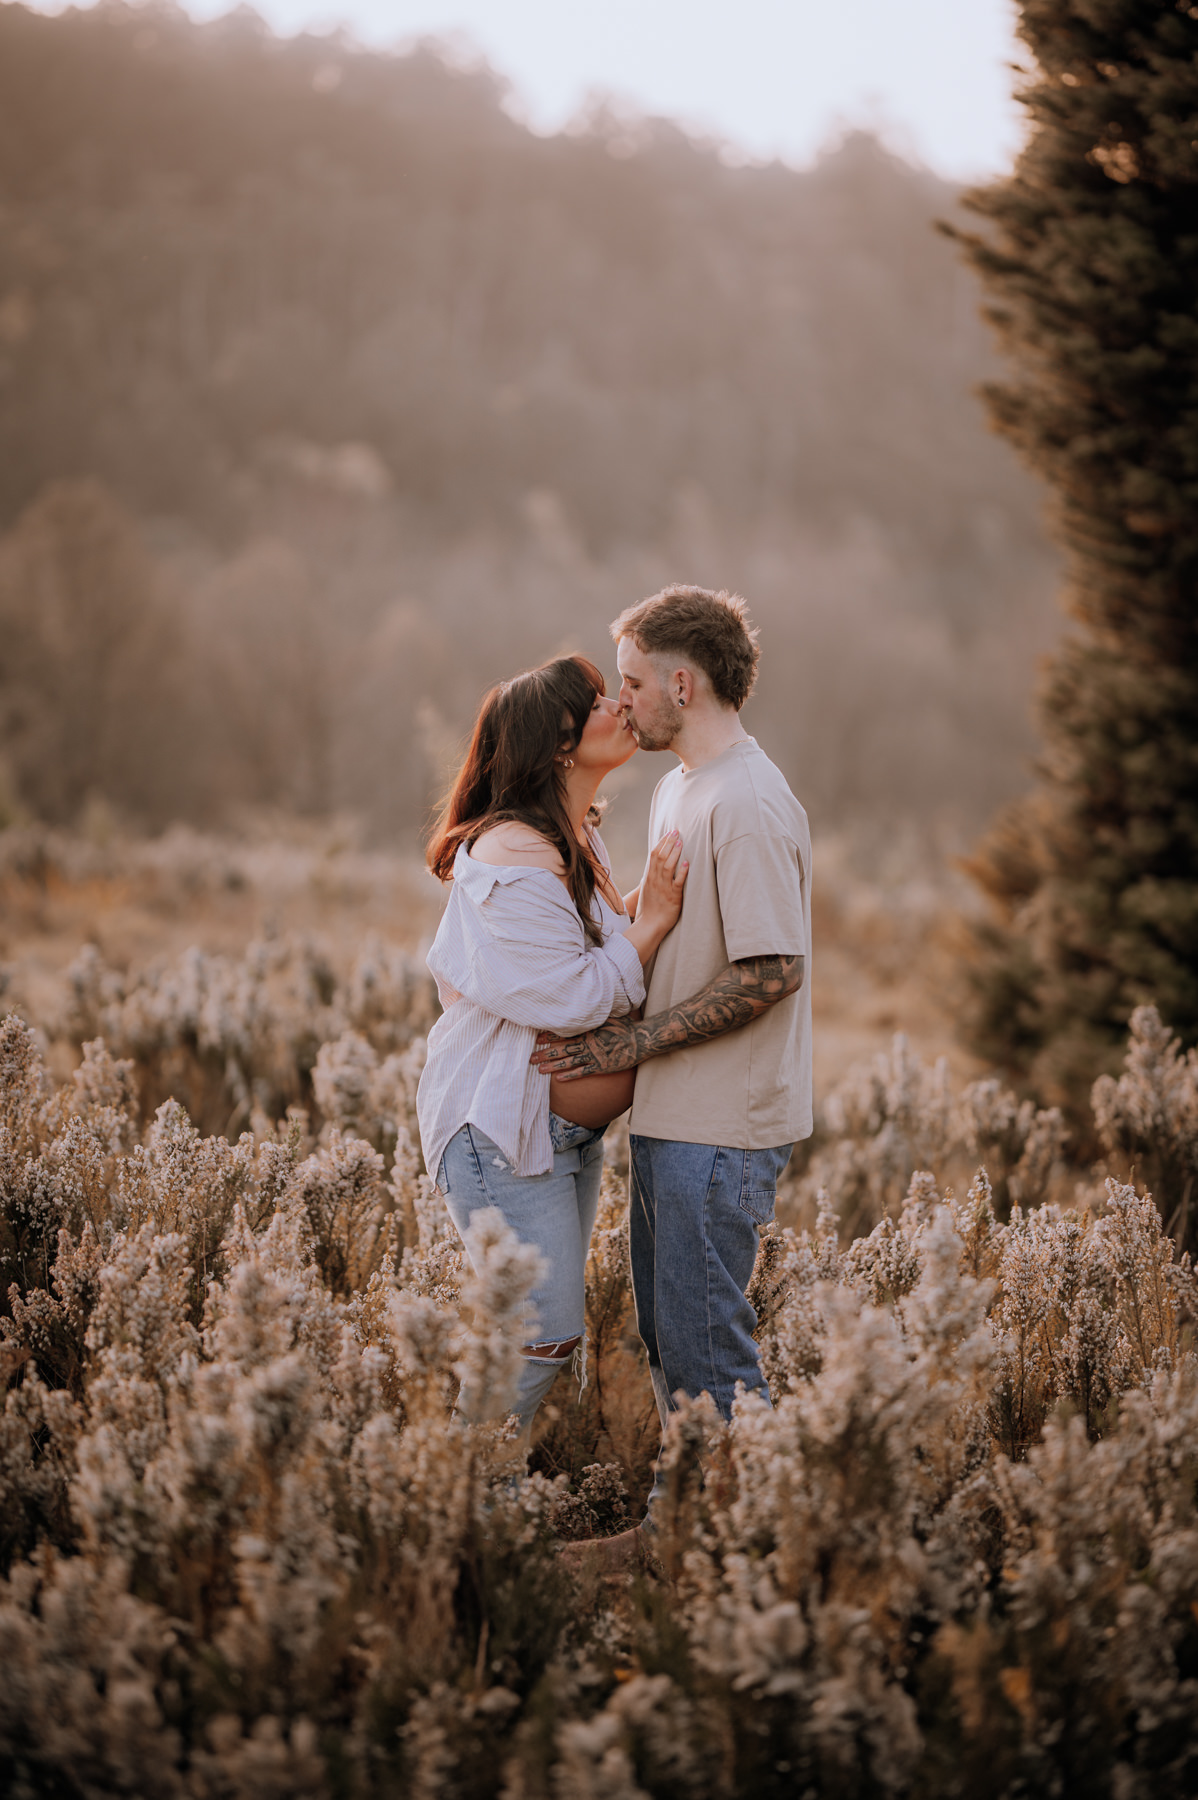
[470,821,566,875]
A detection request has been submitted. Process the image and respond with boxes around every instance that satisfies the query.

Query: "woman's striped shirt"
[416,836,642,1182]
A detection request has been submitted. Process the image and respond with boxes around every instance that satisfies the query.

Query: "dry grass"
[0,819,442,1074]
[3,992,1198,1797]
[810,828,985,1094]
[3,815,1198,1795]
[0,816,978,1103]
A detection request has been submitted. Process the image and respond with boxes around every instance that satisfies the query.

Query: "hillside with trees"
[0,0,1056,840]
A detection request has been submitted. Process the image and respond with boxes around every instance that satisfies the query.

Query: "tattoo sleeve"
[531,954,805,1078]
[628,953,805,1064]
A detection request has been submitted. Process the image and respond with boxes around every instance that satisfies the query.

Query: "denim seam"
[462,1124,491,1200]
[647,1142,674,1399]
[701,1146,727,1408]
[740,1146,776,1223]
[628,1142,656,1382]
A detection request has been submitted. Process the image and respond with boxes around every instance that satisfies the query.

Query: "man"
[532,585,812,1537]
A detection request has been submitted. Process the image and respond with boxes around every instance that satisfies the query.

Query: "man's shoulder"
[711,743,808,844]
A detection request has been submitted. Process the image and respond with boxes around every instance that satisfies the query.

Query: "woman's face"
[571,690,637,777]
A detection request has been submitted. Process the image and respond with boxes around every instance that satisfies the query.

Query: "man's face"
[616,637,681,752]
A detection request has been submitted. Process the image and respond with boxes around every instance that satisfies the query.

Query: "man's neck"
[672,710,750,773]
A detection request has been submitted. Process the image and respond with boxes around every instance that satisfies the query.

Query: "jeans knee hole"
[521,1334,580,1363]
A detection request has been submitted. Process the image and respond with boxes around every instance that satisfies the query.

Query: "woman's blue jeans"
[436,1115,606,1434]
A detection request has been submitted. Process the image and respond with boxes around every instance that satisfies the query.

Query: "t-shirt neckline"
[678,735,756,779]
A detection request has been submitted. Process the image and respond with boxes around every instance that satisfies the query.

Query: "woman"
[416,652,687,1440]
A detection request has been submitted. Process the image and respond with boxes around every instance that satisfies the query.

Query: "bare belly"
[549,1070,636,1130]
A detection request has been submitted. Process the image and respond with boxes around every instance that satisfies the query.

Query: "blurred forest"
[0,0,1057,848]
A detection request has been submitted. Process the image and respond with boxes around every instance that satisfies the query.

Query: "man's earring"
[677,697,685,708]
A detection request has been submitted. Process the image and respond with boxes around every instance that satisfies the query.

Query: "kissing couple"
[415,584,812,1563]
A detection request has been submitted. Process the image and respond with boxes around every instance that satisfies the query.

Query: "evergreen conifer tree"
[952,0,1198,1117]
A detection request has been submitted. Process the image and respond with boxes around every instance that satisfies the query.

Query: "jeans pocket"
[740,1187,777,1226]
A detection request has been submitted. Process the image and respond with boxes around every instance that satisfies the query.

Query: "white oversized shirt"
[416,835,643,1181]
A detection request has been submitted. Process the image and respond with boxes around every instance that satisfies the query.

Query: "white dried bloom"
[1093,1005,1198,1169]
[4,993,1198,1794]
[311,1029,378,1135]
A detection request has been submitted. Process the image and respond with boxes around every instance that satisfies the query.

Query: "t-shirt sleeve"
[715,831,807,962]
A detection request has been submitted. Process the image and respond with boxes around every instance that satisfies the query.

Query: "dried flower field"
[3,827,1198,1798]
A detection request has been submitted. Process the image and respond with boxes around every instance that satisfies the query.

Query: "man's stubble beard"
[628,697,681,753]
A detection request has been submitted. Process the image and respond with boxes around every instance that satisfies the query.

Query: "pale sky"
[40,1,1027,178]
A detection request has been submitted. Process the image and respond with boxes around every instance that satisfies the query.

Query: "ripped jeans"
[435,1115,606,1434]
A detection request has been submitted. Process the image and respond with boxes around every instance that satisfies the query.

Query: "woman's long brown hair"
[426,653,607,944]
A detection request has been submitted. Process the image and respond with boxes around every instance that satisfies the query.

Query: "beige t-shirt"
[629,737,812,1149]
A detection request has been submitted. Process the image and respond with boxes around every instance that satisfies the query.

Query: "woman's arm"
[456,878,646,1033]
[442,831,685,1035]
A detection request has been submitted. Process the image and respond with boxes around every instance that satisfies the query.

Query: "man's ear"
[672,666,694,709]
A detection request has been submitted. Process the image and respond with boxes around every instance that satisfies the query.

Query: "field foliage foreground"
[3,1002,1198,1799]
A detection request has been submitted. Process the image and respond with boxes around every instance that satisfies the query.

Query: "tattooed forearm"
[631,953,804,1060]
[529,954,804,1078]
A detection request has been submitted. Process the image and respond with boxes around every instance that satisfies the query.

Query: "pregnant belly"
[549,1069,636,1130]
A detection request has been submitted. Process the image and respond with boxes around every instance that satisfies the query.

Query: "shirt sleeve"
[461,874,646,1030]
[715,832,807,962]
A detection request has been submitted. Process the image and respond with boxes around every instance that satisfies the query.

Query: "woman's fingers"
[648,830,683,875]
[637,829,686,924]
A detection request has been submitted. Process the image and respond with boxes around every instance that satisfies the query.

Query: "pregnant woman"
[417,652,687,1443]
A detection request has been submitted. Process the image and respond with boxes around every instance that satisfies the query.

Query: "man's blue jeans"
[629,1134,794,1496]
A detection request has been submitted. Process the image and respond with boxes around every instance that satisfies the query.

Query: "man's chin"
[631,724,677,753]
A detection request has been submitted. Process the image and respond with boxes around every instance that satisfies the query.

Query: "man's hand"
[530,952,804,1080]
[532,1015,641,1079]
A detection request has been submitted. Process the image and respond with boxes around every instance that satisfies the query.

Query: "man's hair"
[610,585,761,711]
